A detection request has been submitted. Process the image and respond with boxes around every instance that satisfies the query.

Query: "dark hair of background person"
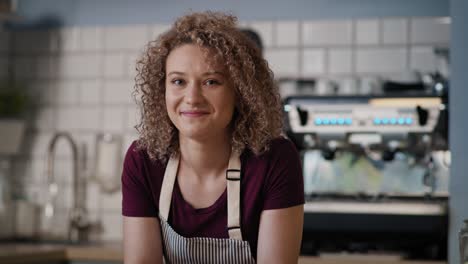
[240,28,263,52]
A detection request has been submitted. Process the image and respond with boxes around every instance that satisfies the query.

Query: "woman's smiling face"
[165,44,236,142]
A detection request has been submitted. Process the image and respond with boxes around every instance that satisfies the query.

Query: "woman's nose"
[185,82,204,104]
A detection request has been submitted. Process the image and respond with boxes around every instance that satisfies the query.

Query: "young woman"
[122,11,304,263]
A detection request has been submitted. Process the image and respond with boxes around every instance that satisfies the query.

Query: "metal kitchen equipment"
[460,219,468,264]
[45,132,92,242]
[284,94,449,260]
[92,133,122,193]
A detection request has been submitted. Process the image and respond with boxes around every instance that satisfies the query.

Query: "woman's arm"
[256,204,304,264]
[123,216,163,264]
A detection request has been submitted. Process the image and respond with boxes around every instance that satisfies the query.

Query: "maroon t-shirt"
[121,137,304,258]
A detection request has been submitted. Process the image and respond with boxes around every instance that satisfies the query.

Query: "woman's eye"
[205,79,220,86]
[172,79,185,85]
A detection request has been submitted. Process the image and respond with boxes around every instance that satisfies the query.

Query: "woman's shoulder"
[261,136,299,159]
[242,136,299,165]
[122,140,163,217]
[123,140,167,174]
[268,136,298,153]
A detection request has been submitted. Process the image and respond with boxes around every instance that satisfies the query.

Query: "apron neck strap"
[159,154,179,222]
[158,151,244,240]
[226,151,242,240]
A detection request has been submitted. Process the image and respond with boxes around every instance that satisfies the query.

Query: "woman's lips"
[180,111,209,117]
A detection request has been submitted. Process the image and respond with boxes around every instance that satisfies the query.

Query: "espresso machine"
[284,95,449,260]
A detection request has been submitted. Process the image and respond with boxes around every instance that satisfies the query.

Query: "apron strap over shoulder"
[159,155,179,221]
[227,152,243,240]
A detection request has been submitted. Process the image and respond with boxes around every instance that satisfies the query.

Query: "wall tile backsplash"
[302,20,353,46]
[2,16,449,242]
[355,19,379,45]
[382,18,408,44]
[275,21,300,47]
[355,47,408,74]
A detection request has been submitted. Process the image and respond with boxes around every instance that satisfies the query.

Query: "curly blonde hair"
[134,11,283,161]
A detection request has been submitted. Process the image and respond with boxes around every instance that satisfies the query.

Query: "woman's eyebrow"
[167,71,185,76]
[202,71,225,76]
[167,71,225,77]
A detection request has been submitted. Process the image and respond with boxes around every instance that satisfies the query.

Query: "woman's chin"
[178,129,211,142]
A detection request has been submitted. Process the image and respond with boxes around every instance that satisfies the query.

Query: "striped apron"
[159,152,255,263]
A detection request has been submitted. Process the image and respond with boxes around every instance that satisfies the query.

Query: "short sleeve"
[121,141,158,217]
[262,139,305,210]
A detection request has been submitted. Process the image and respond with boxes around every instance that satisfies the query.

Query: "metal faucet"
[46,131,91,242]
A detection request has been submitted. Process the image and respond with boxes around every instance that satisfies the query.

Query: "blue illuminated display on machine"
[314,116,415,126]
[315,117,352,126]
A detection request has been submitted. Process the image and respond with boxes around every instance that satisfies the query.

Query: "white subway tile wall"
[56,27,81,52]
[356,19,380,45]
[151,24,171,40]
[410,46,438,72]
[382,18,408,44]
[103,79,135,105]
[126,52,141,78]
[356,47,407,74]
[79,79,103,105]
[126,106,140,132]
[302,20,353,46]
[55,81,80,105]
[328,48,353,74]
[276,21,300,47]
[56,106,101,131]
[7,17,449,242]
[123,133,139,158]
[100,213,123,241]
[410,17,450,44]
[100,191,123,211]
[86,182,101,211]
[265,49,299,77]
[103,53,127,78]
[102,106,126,132]
[81,27,104,51]
[58,54,103,79]
[301,48,325,76]
[103,25,151,51]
